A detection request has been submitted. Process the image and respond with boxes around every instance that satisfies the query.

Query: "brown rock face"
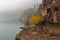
[16,25,43,40]
[38,0,60,23]
[16,25,60,40]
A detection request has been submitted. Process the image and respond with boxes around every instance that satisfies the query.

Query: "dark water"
[0,20,24,40]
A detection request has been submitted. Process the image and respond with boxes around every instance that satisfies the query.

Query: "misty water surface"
[0,20,24,40]
[0,0,41,40]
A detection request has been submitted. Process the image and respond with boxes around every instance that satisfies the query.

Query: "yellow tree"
[31,15,45,25]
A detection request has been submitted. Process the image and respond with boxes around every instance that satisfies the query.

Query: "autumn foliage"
[31,15,45,24]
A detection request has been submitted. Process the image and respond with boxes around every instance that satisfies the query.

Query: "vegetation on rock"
[31,15,45,25]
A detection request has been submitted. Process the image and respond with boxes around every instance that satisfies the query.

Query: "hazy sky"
[0,0,42,21]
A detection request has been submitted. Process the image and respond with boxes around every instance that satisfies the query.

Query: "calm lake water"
[0,20,24,40]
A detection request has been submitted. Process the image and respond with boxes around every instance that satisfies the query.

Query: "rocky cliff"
[15,0,60,40]
[38,0,60,23]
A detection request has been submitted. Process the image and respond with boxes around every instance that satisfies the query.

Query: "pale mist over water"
[0,21,24,40]
[0,19,24,40]
[0,0,41,40]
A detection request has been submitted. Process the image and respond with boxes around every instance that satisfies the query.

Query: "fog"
[0,0,42,21]
[0,0,42,40]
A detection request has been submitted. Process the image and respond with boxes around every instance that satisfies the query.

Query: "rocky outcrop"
[15,0,60,40]
[15,25,60,40]
[38,0,60,23]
